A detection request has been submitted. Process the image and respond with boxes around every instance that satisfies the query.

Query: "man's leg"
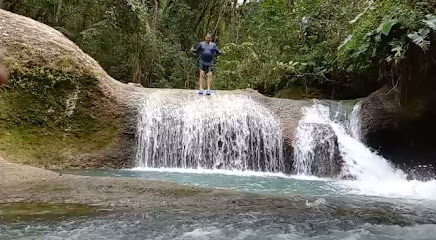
[207,71,213,91]
[199,70,205,92]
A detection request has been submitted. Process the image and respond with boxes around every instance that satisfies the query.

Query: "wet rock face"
[359,86,403,143]
[294,123,343,178]
[360,86,436,174]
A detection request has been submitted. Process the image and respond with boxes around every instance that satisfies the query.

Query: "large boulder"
[360,86,436,173]
[0,9,139,168]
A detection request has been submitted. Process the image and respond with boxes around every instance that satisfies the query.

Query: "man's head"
[205,33,213,44]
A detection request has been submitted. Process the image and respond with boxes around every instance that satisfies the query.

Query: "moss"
[0,66,121,168]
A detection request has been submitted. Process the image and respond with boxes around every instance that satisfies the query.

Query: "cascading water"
[136,92,285,172]
[293,102,405,181]
[293,101,436,200]
[293,122,342,177]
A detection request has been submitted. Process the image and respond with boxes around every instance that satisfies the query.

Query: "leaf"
[376,19,398,36]
[389,40,406,64]
[422,14,436,30]
[408,28,431,50]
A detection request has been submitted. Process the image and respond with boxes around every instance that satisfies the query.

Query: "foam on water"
[130,167,326,181]
[340,179,436,200]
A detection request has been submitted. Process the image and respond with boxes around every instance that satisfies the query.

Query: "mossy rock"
[0,67,123,168]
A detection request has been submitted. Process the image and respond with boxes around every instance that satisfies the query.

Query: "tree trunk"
[205,0,218,35]
[153,0,159,30]
[194,1,211,36]
[55,0,62,24]
[287,0,294,10]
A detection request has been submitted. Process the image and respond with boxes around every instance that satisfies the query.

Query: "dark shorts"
[199,62,213,73]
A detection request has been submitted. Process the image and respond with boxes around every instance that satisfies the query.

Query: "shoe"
[206,90,211,95]
[198,89,203,95]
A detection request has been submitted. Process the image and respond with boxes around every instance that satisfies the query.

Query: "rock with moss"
[0,9,138,168]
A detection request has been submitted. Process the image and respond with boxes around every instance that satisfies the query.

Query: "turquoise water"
[59,169,341,197]
[1,169,436,240]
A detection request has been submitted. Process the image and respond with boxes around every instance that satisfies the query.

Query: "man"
[0,49,8,86]
[192,33,222,95]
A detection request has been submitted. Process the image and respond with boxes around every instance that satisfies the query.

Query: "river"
[1,95,435,239]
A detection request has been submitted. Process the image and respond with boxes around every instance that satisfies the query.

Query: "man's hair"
[206,33,213,38]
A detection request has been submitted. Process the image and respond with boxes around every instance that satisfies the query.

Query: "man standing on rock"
[191,33,222,96]
[0,49,8,86]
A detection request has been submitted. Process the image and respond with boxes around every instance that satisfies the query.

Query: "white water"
[130,167,325,181]
[135,92,436,201]
[136,93,284,172]
[294,103,405,181]
[294,102,436,200]
[293,118,341,177]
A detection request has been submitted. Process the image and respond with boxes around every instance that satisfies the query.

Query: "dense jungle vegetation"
[2,0,436,99]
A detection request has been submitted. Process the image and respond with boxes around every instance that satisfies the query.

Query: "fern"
[408,28,431,50]
[422,14,436,30]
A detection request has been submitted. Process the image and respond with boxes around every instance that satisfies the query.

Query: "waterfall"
[293,102,406,181]
[293,122,342,177]
[135,92,285,172]
[349,104,362,140]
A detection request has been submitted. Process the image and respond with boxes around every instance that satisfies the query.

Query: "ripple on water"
[2,214,436,240]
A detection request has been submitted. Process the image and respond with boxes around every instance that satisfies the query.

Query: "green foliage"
[338,0,436,71]
[3,0,436,98]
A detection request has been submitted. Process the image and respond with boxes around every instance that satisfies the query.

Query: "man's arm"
[191,42,202,54]
[214,44,223,56]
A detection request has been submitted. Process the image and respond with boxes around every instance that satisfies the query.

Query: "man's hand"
[190,46,196,53]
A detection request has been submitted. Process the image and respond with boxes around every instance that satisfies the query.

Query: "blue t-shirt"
[196,41,222,65]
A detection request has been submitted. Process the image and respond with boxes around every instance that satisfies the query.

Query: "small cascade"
[349,104,362,140]
[293,122,342,177]
[293,102,406,181]
[136,92,285,172]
